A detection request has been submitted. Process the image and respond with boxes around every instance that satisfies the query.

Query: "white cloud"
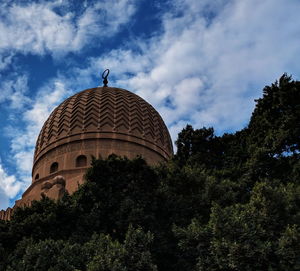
[0,0,137,56]
[0,162,20,201]
[0,187,9,210]
[0,74,30,109]
[84,0,300,142]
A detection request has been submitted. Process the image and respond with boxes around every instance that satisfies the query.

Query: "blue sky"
[1,0,300,210]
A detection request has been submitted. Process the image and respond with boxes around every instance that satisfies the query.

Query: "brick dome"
[34,87,173,164]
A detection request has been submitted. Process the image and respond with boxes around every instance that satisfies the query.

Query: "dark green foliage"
[249,74,300,155]
[174,181,300,270]
[6,238,85,271]
[176,126,224,168]
[10,195,76,241]
[0,74,299,270]
[86,225,157,271]
[276,224,300,270]
[6,226,157,271]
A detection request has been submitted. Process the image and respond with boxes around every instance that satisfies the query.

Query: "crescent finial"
[102,69,110,87]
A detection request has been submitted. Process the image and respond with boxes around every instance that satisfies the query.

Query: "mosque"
[0,70,173,221]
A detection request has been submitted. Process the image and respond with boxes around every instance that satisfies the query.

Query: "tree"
[248,74,300,156]
[175,125,225,169]
[6,238,85,271]
[174,181,300,270]
[86,225,157,271]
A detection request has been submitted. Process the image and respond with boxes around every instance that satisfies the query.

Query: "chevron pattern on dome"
[34,87,173,160]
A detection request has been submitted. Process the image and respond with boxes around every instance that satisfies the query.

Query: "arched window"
[50,162,59,173]
[35,174,39,180]
[76,155,87,167]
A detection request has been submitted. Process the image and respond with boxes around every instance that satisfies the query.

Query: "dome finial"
[102,69,110,87]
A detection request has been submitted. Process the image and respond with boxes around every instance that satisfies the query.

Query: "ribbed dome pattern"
[34,87,173,161]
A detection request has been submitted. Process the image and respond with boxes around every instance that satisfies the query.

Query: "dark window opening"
[50,162,59,173]
[76,155,87,167]
[35,174,39,180]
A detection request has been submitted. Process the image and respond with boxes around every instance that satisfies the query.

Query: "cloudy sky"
[0,0,300,210]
